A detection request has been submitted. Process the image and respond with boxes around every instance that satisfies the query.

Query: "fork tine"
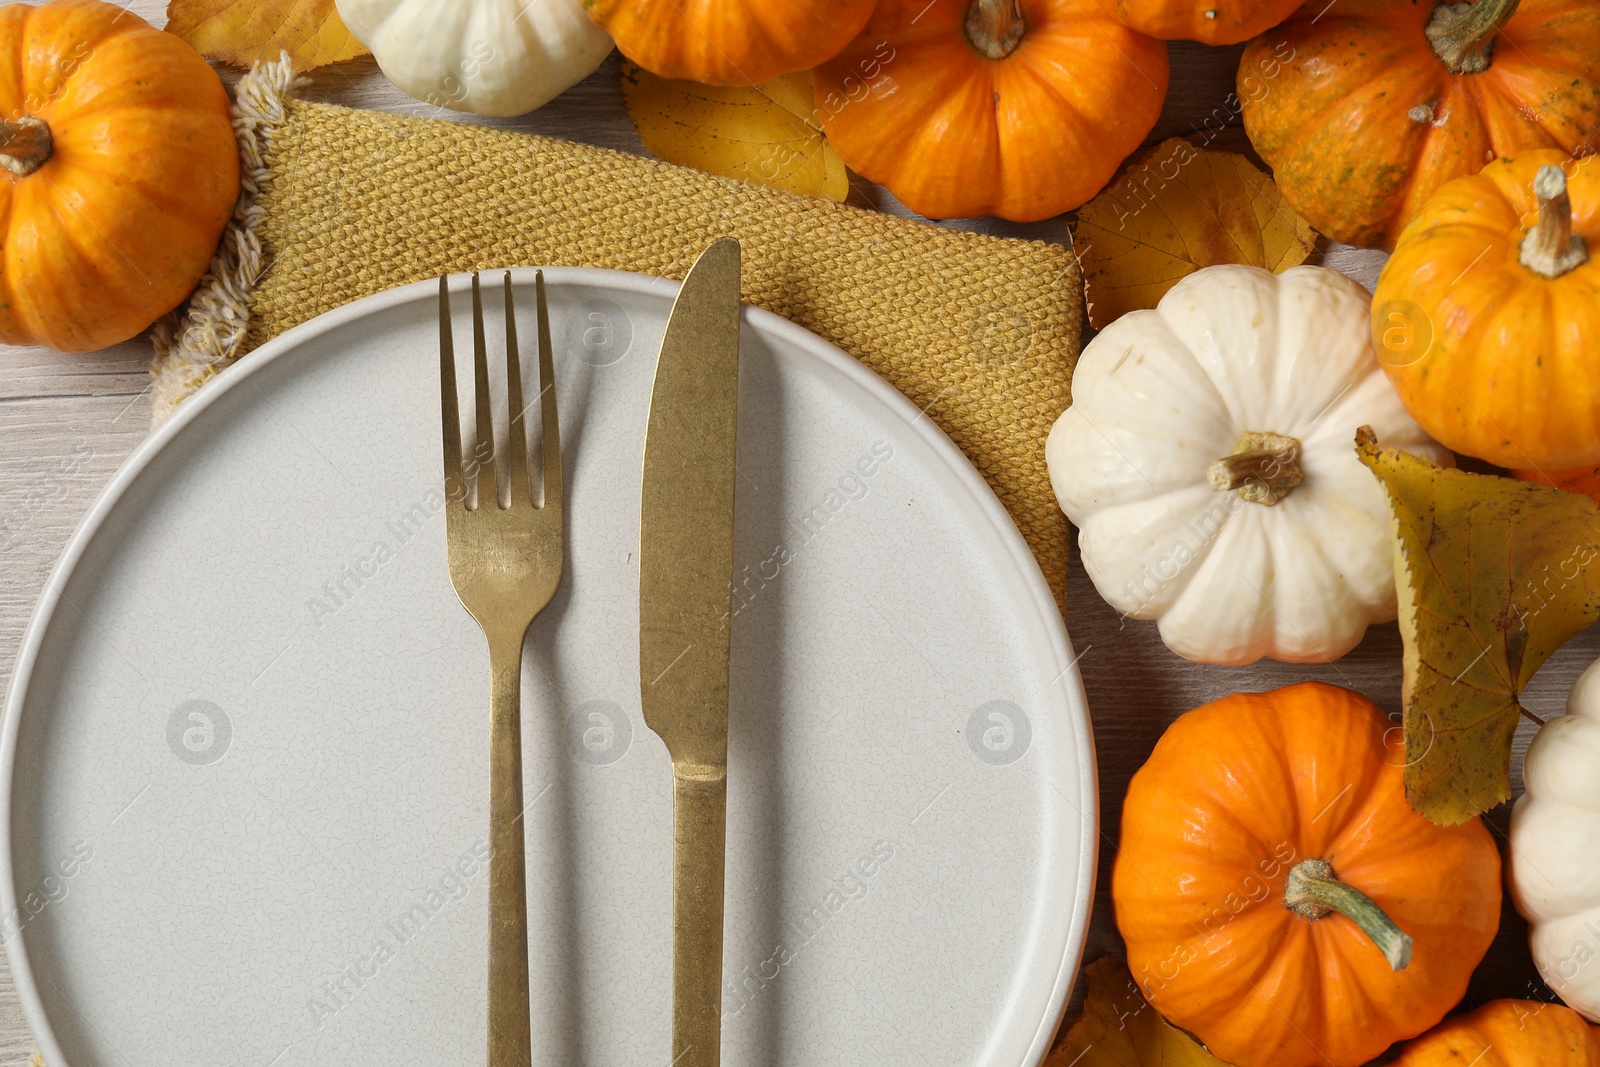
[470,273,497,509]
[502,272,532,508]
[531,271,563,511]
[535,271,562,513]
[438,277,463,503]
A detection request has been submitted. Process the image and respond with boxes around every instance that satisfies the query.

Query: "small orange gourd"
[1114,682,1502,1067]
[1515,467,1600,505]
[1091,0,1301,45]
[580,0,875,86]
[0,0,239,352]
[1375,152,1600,469]
[1390,999,1600,1066]
[813,0,1168,222]
[1239,0,1600,250]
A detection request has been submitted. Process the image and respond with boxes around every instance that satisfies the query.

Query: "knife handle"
[487,633,532,1067]
[671,765,729,1067]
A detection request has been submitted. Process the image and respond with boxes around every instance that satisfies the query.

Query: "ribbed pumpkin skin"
[1376,152,1600,470]
[0,0,238,351]
[1114,682,1502,1067]
[1092,0,1301,45]
[1391,1000,1600,1066]
[1239,0,1600,250]
[814,0,1168,222]
[580,0,875,86]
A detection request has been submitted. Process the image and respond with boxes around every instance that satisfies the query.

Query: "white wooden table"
[0,2,1581,1060]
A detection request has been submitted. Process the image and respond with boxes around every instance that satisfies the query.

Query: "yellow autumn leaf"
[1045,957,1233,1067]
[1074,138,1317,330]
[1357,430,1600,825]
[166,0,369,70]
[621,63,848,201]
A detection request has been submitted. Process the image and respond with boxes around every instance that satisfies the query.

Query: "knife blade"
[638,237,742,1067]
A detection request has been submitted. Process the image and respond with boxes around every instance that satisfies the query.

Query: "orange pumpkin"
[1091,0,1301,45]
[580,0,876,86]
[1390,999,1600,1066]
[1375,152,1600,469]
[1515,467,1600,505]
[1239,0,1600,250]
[1114,682,1502,1067]
[0,0,238,352]
[813,0,1168,222]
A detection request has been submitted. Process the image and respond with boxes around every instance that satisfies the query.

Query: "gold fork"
[438,270,563,1067]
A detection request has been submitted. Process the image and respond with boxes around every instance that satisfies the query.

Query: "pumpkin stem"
[1426,0,1522,75]
[966,0,1026,60]
[1285,859,1413,971]
[1521,164,1590,279]
[0,117,52,179]
[1207,431,1304,507]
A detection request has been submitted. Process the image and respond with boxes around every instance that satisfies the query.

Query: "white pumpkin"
[1510,658,1600,1022]
[1046,264,1450,665]
[336,0,613,118]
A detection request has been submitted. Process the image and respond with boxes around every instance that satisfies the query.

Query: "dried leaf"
[1045,957,1233,1067]
[621,63,848,201]
[166,0,368,71]
[1358,432,1600,825]
[1074,138,1317,329]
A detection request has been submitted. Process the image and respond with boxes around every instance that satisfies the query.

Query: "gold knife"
[639,237,742,1067]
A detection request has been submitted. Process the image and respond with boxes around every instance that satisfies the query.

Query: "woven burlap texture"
[220,97,1080,604]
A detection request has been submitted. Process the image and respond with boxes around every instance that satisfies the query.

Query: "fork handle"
[670,766,729,1067]
[487,631,532,1067]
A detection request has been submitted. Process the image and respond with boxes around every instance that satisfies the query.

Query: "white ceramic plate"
[2,268,1095,1067]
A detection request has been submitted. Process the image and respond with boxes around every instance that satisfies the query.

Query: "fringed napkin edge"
[148,54,305,428]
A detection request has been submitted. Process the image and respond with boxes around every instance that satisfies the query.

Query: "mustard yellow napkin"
[152,59,1082,605]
